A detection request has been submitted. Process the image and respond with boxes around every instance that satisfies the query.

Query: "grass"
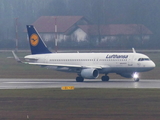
[0,88,160,120]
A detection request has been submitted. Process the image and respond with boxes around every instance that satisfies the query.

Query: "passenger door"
[128,55,134,67]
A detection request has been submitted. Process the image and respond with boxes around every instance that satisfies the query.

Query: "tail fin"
[26,25,51,54]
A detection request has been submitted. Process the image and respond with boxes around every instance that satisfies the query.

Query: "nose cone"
[148,61,156,70]
[151,61,156,68]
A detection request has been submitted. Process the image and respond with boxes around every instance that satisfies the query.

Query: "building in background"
[77,24,152,47]
[32,16,152,49]
[32,16,90,42]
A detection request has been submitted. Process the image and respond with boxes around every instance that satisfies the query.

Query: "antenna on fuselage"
[132,48,136,53]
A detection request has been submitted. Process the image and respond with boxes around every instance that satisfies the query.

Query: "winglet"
[12,51,22,63]
[132,48,136,53]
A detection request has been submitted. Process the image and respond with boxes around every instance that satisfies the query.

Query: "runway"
[0,79,160,89]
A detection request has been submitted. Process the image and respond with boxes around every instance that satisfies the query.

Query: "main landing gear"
[101,75,109,82]
[76,76,84,82]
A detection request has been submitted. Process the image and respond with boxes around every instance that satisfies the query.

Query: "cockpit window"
[138,58,150,61]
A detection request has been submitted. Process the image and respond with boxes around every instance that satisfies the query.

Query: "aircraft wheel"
[76,77,84,82]
[101,76,109,82]
[134,78,139,82]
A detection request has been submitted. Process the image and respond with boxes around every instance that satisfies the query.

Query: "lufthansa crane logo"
[30,34,39,46]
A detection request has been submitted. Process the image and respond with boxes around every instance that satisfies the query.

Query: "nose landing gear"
[133,72,139,82]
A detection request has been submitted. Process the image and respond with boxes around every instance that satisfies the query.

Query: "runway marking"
[61,86,75,90]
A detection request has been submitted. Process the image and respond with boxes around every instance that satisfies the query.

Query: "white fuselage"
[22,25,155,81]
[25,52,155,75]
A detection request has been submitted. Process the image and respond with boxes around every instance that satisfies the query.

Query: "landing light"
[133,73,139,79]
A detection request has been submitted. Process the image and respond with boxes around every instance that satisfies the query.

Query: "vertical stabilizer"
[26,25,51,54]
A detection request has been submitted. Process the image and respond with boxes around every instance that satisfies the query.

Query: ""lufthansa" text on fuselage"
[106,54,128,59]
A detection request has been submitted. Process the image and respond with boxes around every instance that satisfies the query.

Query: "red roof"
[78,24,152,36]
[32,16,85,33]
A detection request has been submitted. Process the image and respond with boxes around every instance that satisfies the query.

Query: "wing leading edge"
[27,62,110,69]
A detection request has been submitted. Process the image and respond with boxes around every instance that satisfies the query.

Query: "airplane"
[12,25,156,82]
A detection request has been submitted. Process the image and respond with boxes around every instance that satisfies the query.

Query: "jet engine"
[80,69,99,79]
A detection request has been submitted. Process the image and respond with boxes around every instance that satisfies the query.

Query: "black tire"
[76,77,84,82]
[101,76,109,82]
[134,78,139,82]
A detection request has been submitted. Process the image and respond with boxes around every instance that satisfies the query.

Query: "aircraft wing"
[27,62,106,69]
[12,51,110,69]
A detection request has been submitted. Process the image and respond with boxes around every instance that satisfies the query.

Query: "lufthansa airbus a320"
[12,25,155,82]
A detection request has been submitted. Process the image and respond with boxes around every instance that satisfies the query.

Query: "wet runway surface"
[0,79,160,89]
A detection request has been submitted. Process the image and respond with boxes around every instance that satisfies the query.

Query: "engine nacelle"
[80,69,99,79]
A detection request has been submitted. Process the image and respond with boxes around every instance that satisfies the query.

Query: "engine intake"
[80,69,99,79]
